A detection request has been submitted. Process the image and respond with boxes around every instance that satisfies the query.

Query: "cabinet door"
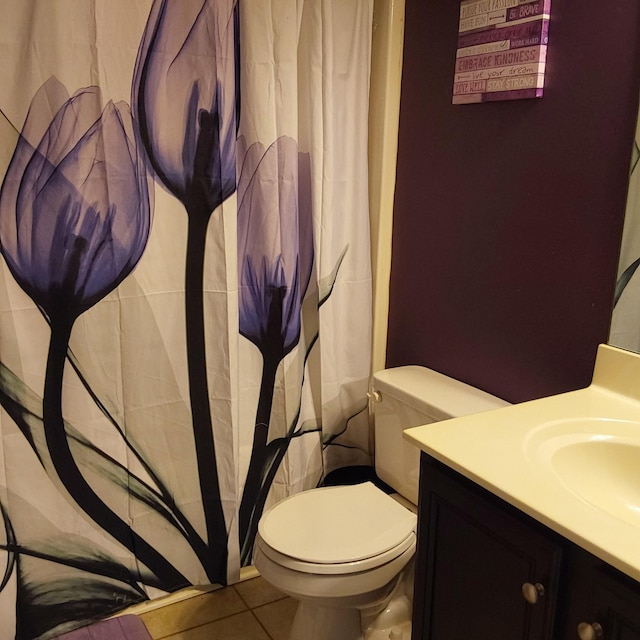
[587,565,640,640]
[561,549,640,640]
[413,455,562,640]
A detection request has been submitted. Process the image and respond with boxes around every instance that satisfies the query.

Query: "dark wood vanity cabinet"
[412,454,640,640]
[561,551,640,640]
[412,454,561,639]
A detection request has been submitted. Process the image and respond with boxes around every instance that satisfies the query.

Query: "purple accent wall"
[385,0,640,403]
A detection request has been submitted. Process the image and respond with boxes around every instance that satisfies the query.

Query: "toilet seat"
[257,482,417,575]
[256,530,416,575]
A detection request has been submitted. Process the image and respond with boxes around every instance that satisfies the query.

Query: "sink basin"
[526,418,640,527]
[403,345,640,581]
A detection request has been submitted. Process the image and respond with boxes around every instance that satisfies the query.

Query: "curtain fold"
[610,99,640,350]
[0,1,373,638]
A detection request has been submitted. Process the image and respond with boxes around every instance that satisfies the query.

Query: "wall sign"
[453,0,551,104]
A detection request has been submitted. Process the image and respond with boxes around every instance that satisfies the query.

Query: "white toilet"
[253,366,508,640]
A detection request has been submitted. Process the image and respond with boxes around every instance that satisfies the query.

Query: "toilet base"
[286,569,414,640]
[290,601,364,640]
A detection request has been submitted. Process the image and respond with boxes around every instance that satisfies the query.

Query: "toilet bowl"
[253,366,509,640]
[254,482,416,640]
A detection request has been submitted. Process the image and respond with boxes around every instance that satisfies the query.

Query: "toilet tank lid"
[372,366,509,419]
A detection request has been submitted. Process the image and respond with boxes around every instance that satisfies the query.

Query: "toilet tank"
[372,366,509,506]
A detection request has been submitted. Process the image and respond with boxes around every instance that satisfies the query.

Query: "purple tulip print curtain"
[0,1,374,638]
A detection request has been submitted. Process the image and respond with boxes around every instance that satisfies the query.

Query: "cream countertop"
[403,344,640,583]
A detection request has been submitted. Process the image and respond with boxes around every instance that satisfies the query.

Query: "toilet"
[253,366,509,640]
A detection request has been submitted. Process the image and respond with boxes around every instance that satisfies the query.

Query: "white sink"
[404,344,640,582]
[526,418,640,527]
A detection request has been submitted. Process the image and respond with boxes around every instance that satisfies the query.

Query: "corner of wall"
[368,0,406,376]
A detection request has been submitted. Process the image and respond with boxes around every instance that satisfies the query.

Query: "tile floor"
[138,576,298,640]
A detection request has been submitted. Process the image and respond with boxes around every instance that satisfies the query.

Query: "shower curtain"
[610,101,640,349]
[0,1,374,638]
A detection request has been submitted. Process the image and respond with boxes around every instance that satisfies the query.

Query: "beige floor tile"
[234,576,287,609]
[141,588,247,639]
[252,597,298,640]
[164,611,270,640]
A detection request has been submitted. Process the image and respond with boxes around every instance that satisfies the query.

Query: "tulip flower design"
[0,78,185,588]
[237,136,314,564]
[132,0,238,213]
[132,0,239,584]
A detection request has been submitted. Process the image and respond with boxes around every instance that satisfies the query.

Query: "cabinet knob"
[521,582,545,604]
[577,622,604,640]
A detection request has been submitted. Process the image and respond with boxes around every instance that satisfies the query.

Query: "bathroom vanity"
[403,345,640,640]
[412,453,640,639]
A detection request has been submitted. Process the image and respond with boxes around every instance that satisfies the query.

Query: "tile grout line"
[231,584,292,640]
[155,609,255,640]
[248,608,278,640]
[146,588,251,640]
[234,590,288,610]
[157,600,285,640]
[142,578,294,640]
[232,584,254,610]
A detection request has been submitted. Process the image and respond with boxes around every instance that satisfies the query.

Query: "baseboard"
[113,566,261,617]
[239,564,260,581]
